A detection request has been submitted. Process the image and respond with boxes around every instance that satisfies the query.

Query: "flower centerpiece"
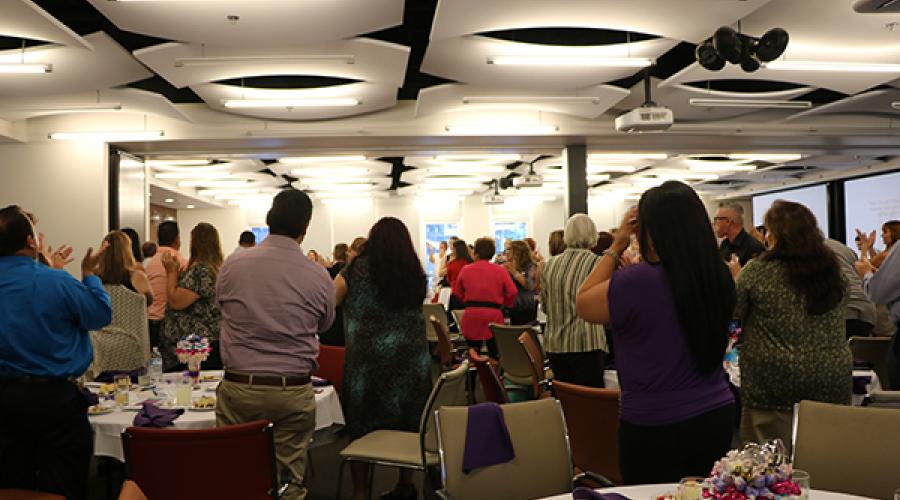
[703,440,802,500]
[176,334,211,385]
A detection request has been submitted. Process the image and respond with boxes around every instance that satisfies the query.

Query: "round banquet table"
[87,371,345,462]
[539,483,876,500]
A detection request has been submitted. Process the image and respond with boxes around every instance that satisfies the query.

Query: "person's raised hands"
[81,241,109,279]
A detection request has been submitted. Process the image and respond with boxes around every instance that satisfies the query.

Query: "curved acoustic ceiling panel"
[659,62,877,96]
[430,0,772,44]
[1,0,91,49]
[613,78,815,122]
[134,39,410,89]
[191,81,397,121]
[415,83,630,118]
[786,88,900,121]
[422,37,676,89]
[0,32,152,98]
[86,0,404,47]
[0,88,190,122]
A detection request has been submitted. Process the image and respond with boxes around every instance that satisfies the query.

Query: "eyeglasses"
[713,216,730,222]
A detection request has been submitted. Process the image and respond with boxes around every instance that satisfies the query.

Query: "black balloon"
[696,41,726,71]
[713,26,743,64]
[756,27,789,62]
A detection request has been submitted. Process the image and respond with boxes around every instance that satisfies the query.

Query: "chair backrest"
[517,332,547,399]
[423,303,448,342]
[430,315,455,369]
[436,398,574,500]
[118,480,149,500]
[89,285,150,379]
[420,360,470,462]
[551,380,622,485]
[848,336,892,390]
[451,309,465,332]
[469,348,508,404]
[489,324,536,385]
[793,400,900,500]
[315,345,346,395]
[0,490,65,500]
[122,420,279,500]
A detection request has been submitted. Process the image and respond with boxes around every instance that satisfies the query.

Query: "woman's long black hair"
[637,181,736,375]
[762,200,843,315]
[353,217,426,309]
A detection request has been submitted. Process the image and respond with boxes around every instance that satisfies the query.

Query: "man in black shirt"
[715,202,766,265]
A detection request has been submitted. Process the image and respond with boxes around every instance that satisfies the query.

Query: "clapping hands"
[161,252,179,274]
[37,233,74,269]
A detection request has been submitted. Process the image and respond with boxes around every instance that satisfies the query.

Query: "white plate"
[87,406,114,416]
[189,406,216,412]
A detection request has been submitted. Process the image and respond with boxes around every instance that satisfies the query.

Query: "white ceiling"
[2,0,90,49]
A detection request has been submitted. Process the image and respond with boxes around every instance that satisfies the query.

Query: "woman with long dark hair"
[733,200,850,450]
[160,222,224,371]
[576,181,736,484]
[335,217,431,500]
[444,238,472,312]
[121,227,145,271]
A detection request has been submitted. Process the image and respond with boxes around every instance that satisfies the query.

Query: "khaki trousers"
[216,379,316,500]
[740,406,794,455]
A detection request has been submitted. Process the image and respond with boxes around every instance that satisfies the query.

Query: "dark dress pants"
[0,378,93,500]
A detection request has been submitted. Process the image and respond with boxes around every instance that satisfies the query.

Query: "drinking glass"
[114,374,131,407]
[792,469,810,500]
[676,476,704,500]
[176,375,192,407]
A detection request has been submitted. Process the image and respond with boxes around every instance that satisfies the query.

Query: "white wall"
[0,140,108,274]
[177,207,251,259]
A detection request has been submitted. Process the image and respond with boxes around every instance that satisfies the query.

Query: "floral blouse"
[161,263,221,369]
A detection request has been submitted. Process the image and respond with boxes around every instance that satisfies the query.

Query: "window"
[424,222,459,282]
[494,221,527,257]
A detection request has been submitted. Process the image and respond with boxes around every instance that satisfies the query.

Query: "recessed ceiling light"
[48,130,164,141]
[487,56,652,68]
[164,198,175,203]
[173,55,355,67]
[186,205,195,209]
[0,63,52,74]
[689,98,812,109]
[444,124,558,135]
[222,98,360,109]
[764,60,900,72]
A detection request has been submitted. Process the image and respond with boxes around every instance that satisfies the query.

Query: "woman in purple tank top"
[576,181,736,484]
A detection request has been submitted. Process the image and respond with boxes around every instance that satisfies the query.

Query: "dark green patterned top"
[341,257,432,439]
[735,259,852,411]
[160,263,221,370]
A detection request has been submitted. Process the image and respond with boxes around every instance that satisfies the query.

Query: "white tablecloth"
[88,372,344,462]
[539,483,875,500]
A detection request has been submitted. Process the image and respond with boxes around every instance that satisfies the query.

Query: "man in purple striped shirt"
[215,189,335,500]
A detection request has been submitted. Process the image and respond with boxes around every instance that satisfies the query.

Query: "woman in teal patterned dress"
[335,217,431,500]
[732,200,851,451]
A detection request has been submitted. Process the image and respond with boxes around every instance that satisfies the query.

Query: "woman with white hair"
[540,213,608,387]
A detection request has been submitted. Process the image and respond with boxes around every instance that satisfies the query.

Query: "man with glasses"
[0,205,111,500]
[714,202,765,266]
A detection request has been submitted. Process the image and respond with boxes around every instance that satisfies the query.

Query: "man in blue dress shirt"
[0,205,111,500]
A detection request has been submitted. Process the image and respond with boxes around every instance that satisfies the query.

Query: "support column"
[563,144,588,217]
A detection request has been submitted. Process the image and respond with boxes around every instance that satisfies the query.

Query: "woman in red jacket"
[453,237,517,359]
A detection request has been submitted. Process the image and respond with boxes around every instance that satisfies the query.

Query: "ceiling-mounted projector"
[516,163,544,187]
[483,179,505,205]
[615,72,672,132]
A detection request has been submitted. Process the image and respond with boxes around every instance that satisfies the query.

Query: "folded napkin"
[852,375,873,395]
[572,487,631,500]
[132,402,184,428]
[462,402,515,474]
[95,369,143,384]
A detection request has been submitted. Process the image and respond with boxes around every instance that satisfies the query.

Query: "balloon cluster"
[696,27,789,72]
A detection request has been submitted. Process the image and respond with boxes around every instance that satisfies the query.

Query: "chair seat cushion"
[339,430,438,466]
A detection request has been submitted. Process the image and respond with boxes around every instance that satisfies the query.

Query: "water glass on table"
[791,469,810,500]
[676,477,704,500]
[176,375,192,407]
[114,374,131,407]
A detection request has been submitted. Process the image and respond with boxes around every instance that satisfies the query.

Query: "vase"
[186,359,201,387]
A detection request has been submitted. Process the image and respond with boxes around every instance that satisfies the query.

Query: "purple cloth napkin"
[95,369,144,384]
[462,402,515,474]
[852,375,872,395]
[573,487,631,500]
[132,402,184,428]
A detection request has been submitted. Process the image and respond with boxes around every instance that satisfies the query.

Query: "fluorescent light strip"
[155,172,234,180]
[686,160,756,172]
[487,56,652,67]
[0,63,52,74]
[728,154,802,162]
[589,153,667,160]
[306,183,376,192]
[444,124,558,135]
[461,96,604,105]
[291,167,371,178]
[426,166,506,175]
[48,130,164,141]
[587,164,638,173]
[222,98,360,109]
[433,154,521,163]
[689,98,812,109]
[174,55,355,67]
[0,103,121,112]
[279,155,366,164]
[178,180,251,188]
[147,159,212,167]
[764,60,900,72]
[891,101,900,110]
